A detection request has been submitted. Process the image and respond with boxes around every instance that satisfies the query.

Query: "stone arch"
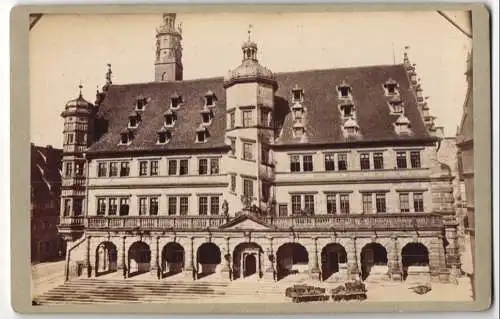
[276,242,309,281]
[161,242,185,277]
[360,242,388,281]
[321,243,347,281]
[401,242,430,280]
[162,72,168,81]
[196,242,221,278]
[95,241,118,277]
[128,241,151,277]
[232,242,264,279]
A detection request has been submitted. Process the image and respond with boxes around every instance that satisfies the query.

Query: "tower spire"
[78,82,83,98]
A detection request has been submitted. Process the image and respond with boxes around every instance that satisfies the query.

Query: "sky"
[29,11,472,148]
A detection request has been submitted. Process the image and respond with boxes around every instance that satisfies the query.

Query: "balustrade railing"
[59,216,85,227]
[85,213,443,231]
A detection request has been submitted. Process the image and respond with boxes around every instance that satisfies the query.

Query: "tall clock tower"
[155,13,183,82]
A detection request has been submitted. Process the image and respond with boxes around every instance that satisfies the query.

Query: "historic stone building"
[31,144,65,263]
[58,13,460,284]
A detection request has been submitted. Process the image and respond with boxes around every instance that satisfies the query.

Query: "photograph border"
[11,3,492,314]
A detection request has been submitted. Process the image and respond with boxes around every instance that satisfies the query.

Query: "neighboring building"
[456,52,474,291]
[31,144,65,263]
[58,13,461,284]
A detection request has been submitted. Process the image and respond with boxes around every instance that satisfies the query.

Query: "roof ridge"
[274,63,405,76]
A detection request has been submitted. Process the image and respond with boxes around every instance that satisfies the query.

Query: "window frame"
[199,196,208,216]
[242,110,253,127]
[290,155,301,172]
[375,193,386,213]
[339,194,350,215]
[362,193,373,214]
[399,192,410,213]
[413,192,424,212]
[168,159,178,176]
[243,142,255,161]
[410,151,422,168]
[325,154,335,171]
[360,153,370,170]
[396,152,408,169]
[337,153,348,171]
[373,152,384,170]
[243,179,254,198]
[303,155,313,172]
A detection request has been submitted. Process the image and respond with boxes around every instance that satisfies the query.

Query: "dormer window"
[196,125,209,143]
[157,127,171,144]
[204,90,217,107]
[383,78,399,96]
[135,95,148,111]
[394,114,412,135]
[171,93,183,109]
[292,102,304,121]
[337,81,352,99]
[388,96,404,114]
[292,122,305,139]
[164,109,177,127]
[343,118,360,138]
[339,101,355,119]
[128,112,141,128]
[200,108,213,125]
[119,128,133,145]
[291,85,304,103]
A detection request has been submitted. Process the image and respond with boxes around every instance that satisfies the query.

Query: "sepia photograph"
[14,5,491,313]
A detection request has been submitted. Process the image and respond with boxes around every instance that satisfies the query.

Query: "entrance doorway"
[243,254,257,277]
[321,243,347,281]
[360,243,387,281]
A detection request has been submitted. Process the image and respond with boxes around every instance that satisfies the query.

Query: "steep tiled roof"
[87,64,433,154]
[31,144,62,207]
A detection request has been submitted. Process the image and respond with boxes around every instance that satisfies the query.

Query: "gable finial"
[248,24,253,41]
[78,81,83,98]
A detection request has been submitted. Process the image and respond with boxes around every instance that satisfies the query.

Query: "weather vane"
[248,24,253,41]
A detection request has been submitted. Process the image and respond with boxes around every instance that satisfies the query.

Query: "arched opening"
[360,243,388,281]
[162,72,168,81]
[95,241,118,277]
[321,243,347,281]
[196,242,221,278]
[276,243,309,281]
[128,241,151,277]
[161,242,185,278]
[232,242,263,279]
[401,242,430,280]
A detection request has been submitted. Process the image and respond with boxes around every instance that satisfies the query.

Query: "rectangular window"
[168,160,177,176]
[199,197,208,216]
[73,199,82,216]
[375,193,386,213]
[63,199,71,216]
[65,162,73,177]
[242,110,253,127]
[210,197,220,215]
[149,197,159,216]
[278,204,288,217]
[120,162,130,177]
[413,193,424,212]
[360,153,370,170]
[261,109,270,126]
[290,155,301,172]
[261,146,270,165]
[326,194,337,215]
[229,139,236,156]
[338,153,348,171]
[97,198,106,216]
[109,162,118,177]
[261,183,270,203]
[139,197,147,216]
[198,159,208,175]
[179,159,189,175]
[339,194,350,214]
[303,155,313,172]
[229,112,235,129]
[119,198,129,216]
[66,133,74,144]
[373,152,384,170]
[97,162,107,177]
[168,197,177,216]
[243,179,254,198]
[399,193,410,213]
[291,195,301,215]
[179,197,189,215]
[150,160,159,176]
[230,174,236,193]
[210,158,219,174]
[325,154,335,171]
[396,152,407,169]
[108,198,117,216]
[410,151,421,168]
[304,195,315,215]
[76,163,84,176]
[362,193,372,214]
[139,161,148,176]
[243,143,254,161]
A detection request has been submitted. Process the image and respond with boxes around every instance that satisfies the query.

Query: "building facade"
[58,13,461,284]
[31,144,65,263]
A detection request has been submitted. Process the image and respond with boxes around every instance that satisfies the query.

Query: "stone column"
[265,236,276,281]
[221,236,231,280]
[122,236,128,279]
[429,236,449,283]
[309,237,320,280]
[388,235,402,281]
[444,216,461,283]
[86,236,93,278]
[151,236,160,279]
[346,236,359,281]
[184,237,194,272]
